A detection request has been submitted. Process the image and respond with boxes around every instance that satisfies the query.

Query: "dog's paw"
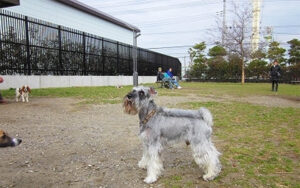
[144,176,157,184]
[203,174,215,181]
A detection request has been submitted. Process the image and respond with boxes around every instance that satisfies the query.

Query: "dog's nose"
[18,139,22,144]
[127,94,133,99]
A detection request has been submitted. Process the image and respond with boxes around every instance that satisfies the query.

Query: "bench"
[156,80,171,88]
[291,81,300,84]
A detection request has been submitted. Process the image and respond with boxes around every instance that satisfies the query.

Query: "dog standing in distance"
[0,130,22,147]
[123,86,221,184]
[16,85,31,102]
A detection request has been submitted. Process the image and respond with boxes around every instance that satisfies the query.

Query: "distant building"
[0,0,20,8]
[4,0,140,44]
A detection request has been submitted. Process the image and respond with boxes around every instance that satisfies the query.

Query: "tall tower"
[221,0,226,45]
[251,0,262,52]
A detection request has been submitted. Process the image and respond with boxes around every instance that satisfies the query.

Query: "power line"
[146,41,292,49]
[135,12,216,27]
[142,24,300,35]
[272,25,300,28]
[143,28,214,35]
[274,32,300,35]
[106,1,222,15]
[148,45,194,49]
[147,43,215,49]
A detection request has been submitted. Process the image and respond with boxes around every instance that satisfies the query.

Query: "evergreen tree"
[188,42,207,78]
[267,41,286,65]
[287,39,300,65]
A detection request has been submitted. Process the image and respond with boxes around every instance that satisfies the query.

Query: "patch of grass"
[157,82,300,97]
[163,175,187,188]
[2,86,133,104]
[172,101,300,187]
[1,83,299,104]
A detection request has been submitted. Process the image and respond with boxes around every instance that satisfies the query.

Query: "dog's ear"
[21,86,25,92]
[149,87,157,96]
[27,86,31,93]
[0,130,4,138]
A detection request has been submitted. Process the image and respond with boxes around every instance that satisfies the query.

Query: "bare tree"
[218,2,253,84]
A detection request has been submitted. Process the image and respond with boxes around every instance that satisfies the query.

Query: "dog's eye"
[1,134,6,139]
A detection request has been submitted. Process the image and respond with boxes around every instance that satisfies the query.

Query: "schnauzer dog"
[123,86,221,184]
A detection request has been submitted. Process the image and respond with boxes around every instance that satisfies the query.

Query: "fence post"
[82,32,86,75]
[58,25,62,75]
[116,42,119,75]
[24,16,31,75]
[132,31,140,86]
[128,45,131,75]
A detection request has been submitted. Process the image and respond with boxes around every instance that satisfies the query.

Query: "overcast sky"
[78,0,300,64]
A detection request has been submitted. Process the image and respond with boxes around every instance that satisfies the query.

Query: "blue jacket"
[167,70,173,78]
[163,72,171,79]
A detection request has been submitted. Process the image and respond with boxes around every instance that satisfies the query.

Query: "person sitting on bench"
[163,72,182,89]
[157,67,164,82]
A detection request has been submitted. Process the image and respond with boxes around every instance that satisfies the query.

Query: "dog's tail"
[199,107,213,127]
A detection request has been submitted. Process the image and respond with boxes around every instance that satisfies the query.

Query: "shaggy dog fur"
[123,86,221,184]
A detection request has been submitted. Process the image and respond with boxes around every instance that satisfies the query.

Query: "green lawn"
[2,82,299,104]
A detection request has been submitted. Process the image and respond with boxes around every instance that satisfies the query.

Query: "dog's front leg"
[138,143,150,169]
[21,95,25,102]
[144,145,163,184]
[25,95,29,102]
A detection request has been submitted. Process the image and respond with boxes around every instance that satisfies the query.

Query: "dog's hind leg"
[144,144,163,184]
[192,140,221,181]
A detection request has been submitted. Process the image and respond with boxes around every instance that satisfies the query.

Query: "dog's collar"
[141,109,156,124]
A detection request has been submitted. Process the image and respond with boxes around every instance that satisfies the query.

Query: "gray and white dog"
[123,86,221,184]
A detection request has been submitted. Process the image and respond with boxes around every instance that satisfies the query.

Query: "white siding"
[0,75,157,89]
[6,0,133,44]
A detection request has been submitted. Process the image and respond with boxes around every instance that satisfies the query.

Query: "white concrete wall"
[5,0,133,44]
[0,75,156,89]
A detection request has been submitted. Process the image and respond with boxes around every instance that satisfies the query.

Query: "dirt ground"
[0,94,299,188]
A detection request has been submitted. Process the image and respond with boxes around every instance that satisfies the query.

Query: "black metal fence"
[0,10,181,76]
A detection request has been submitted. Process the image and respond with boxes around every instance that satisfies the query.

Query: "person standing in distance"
[270,60,281,92]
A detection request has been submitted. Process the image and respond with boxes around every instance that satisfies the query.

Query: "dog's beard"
[123,98,138,115]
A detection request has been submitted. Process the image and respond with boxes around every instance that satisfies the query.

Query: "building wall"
[0,75,157,89]
[5,0,133,44]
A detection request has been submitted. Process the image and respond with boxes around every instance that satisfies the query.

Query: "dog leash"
[141,109,157,124]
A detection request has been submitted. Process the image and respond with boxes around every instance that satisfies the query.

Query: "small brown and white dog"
[0,130,22,147]
[16,85,31,102]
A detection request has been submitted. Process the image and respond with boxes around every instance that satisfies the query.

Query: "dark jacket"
[270,65,281,81]
[157,71,164,81]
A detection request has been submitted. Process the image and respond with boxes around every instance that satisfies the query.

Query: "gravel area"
[0,97,209,188]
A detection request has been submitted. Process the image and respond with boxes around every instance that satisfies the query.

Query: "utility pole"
[133,31,141,86]
[184,56,186,77]
[221,0,226,45]
[251,0,262,52]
